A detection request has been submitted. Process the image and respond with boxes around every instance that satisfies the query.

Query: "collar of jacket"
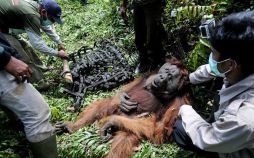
[219,73,254,104]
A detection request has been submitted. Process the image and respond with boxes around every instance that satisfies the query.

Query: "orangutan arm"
[55,77,145,134]
[55,97,119,134]
[106,131,140,158]
[153,93,192,143]
[99,115,156,140]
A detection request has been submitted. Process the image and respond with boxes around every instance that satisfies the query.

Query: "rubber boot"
[30,134,58,158]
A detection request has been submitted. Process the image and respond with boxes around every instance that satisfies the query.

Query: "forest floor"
[0,0,210,157]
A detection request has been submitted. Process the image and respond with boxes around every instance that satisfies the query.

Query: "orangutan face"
[146,63,181,99]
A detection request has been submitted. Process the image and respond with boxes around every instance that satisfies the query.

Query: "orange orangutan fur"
[64,58,191,158]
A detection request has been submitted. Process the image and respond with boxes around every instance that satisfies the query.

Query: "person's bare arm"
[4,56,32,82]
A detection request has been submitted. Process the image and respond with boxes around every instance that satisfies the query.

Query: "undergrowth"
[2,0,250,157]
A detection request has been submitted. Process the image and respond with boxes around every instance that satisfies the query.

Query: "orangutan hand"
[119,92,139,113]
[54,121,73,135]
[100,119,119,142]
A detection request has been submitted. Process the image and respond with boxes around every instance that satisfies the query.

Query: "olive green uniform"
[0,0,61,56]
[0,0,63,83]
[0,0,41,34]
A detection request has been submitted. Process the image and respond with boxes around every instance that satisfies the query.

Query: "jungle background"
[0,0,253,157]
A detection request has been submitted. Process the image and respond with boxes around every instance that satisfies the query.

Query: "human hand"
[58,43,65,51]
[57,50,69,59]
[119,92,139,113]
[4,56,32,82]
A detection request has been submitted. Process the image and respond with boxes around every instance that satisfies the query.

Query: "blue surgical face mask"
[208,53,231,78]
[41,19,53,26]
[41,12,53,26]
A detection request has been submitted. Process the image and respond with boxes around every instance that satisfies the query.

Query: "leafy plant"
[187,38,210,72]
[1,0,253,158]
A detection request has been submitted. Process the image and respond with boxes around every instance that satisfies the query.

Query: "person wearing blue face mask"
[0,0,68,88]
[208,52,233,78]
[172,11,254,158]
[0,0,68,62]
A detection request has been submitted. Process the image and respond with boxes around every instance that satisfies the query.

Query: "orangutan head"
[145,61,189,100]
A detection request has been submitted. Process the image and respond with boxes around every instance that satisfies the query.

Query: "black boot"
[30,135,57,158]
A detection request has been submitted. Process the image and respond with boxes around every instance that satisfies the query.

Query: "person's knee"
[25,114,53,143]
[173,119,187,146]
[172,119,195,150]
[38,102,51,119]
[22,94,53,142]
[173,119,208,153]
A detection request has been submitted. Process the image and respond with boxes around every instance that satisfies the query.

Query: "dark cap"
[42,0,63,24]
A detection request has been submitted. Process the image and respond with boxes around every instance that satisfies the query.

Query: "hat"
[42,0,63,24]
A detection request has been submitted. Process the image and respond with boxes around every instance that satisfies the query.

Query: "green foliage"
[187,39,210,72]
[44,1,192,157]
[175,5,212,24]
[55,0,134,52]
[58,125,110,158]
[2,0,253,158]
[0,111,30,158]
[133,141,196,158]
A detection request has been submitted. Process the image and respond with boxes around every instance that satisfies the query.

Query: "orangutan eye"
[167,74,172,78]
[165,68,172,73]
